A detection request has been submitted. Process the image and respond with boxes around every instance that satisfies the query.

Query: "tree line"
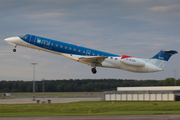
[0,78,179,92]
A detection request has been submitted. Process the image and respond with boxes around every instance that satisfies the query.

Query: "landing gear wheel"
[13,49,16,52]
[91,68,97,74]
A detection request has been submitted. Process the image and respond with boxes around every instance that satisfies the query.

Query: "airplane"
[4,34,178,74]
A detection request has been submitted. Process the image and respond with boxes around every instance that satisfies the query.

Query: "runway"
[1,115,180,120]
[0,98,101,104]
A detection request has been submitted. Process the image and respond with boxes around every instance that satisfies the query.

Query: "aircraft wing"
[78,56,108,66]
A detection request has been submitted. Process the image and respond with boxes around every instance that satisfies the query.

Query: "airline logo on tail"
[152,50,178,61]
[149,50,178,69]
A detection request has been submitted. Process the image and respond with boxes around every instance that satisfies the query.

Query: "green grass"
[0,101,180,116]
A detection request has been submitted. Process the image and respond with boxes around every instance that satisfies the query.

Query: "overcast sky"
[0,0,180,81]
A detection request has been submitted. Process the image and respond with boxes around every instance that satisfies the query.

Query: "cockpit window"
[19,35,27,39]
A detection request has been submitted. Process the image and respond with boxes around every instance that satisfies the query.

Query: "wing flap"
[79,56,108,65]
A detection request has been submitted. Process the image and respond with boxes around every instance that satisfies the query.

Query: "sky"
[0,0,180,81]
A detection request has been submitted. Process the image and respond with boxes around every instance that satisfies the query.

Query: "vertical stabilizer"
[152,50,178,61]
[149,50,178,69]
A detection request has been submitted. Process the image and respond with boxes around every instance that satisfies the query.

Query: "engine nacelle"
[120,55,145,67]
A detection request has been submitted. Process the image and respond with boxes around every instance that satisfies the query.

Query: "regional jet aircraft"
[4,34,178,74]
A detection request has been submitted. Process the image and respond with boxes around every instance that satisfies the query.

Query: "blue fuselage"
[20,34,119,57]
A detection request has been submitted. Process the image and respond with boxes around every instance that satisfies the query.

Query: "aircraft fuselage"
[4,34,178,74]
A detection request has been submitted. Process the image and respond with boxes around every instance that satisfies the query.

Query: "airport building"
[104,86,180,101]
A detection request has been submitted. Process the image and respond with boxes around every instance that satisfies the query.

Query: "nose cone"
[4,37,11,42]
[4,37,16,42]
[4,36,21,44]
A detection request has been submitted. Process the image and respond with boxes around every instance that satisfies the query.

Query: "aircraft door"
[86,50,91,56]
[29,35,36,44]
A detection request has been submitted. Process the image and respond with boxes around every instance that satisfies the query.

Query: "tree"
[162,78,175,86]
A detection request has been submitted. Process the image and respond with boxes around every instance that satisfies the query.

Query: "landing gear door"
[29,35,36,44]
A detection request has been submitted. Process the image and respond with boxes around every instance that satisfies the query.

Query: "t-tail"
[149,50,178,69]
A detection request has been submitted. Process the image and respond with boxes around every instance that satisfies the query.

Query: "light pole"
[173,70,177,86]
[31,63,37,101]
[42,78,45,98]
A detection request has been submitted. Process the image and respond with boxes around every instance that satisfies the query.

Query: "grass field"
[0,101,180,117]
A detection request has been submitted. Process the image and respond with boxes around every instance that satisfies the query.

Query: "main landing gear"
[13,45,17,52]
[91,68,97,74]
[91,63,97,74]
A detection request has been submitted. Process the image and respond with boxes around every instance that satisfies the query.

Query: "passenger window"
[92,53,95,55]
[46,41,49,45]
[51,43,53,46]
[97,54,99,56]
[42,41,44,44]
[69,47,72,50]
[60,45,63,48]
[83,50,85,53]
[65,46,67,49]
[78,49,81,52]
[74,48,76,51]
[56,44,58,47]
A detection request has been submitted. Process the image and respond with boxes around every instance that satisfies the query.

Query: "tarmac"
[0,98,101,104]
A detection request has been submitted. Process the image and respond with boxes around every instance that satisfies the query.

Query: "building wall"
[105,86,180,101]
[117,86,180,91]
[104,93,175,101]
[169,94,175,101]
[144,94,149,101]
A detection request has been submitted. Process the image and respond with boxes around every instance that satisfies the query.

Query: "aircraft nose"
[4,36,20,42]
[4,37,11,42]
[4,36,22,46]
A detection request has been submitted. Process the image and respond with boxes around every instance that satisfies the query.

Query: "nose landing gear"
[91,68,97,74]
[13,45,17,52]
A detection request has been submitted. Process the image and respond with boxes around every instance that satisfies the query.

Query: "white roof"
[117,86,180,91]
